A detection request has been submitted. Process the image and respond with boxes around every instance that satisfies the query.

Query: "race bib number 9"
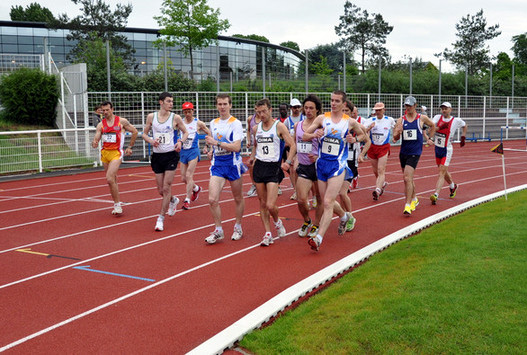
[102,133,117,143]
[403,129,417,141]
[154,132,170,145]
[321,137,339,156]
[434,132,446,148]
[297,140,313,154]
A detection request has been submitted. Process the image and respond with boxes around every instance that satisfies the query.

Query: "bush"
[0,68,59,126]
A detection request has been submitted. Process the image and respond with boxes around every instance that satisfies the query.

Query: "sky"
[1,0,526,72]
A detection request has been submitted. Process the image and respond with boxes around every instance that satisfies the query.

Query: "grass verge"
[240,190,527,354]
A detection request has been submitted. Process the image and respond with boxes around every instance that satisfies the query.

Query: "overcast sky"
[1,0,525,72]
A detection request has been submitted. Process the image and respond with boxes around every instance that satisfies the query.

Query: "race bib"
[371,133,385,145]
[403,129,417,141]
[183,137,194,149]
[154,132,170,145]
[215,145,229,156]
[102,133,117,143]
[435,132,447,148]
[321,137,339,156]
[256,136,275,157]
[297,140,313,154]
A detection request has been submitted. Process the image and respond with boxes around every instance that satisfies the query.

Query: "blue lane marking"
[73,265,155,282]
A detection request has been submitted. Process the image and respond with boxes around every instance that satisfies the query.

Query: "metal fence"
[1,91,527,176]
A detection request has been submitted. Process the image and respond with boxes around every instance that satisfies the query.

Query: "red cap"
[182,102,194,110]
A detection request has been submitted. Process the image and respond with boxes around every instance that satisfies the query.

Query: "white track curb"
[188,185,527,355]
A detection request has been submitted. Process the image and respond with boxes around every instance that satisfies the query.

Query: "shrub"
[0,68,59,126]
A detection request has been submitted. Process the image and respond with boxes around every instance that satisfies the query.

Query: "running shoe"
[260,234,274,247]
[182,200,190,210]
[450,184,458,198]
[311,196,317,208]
[191,185,202,202]
[308,236,321,251]
[403,205,412,215]
[372,189,379,201]
[430,194,438,205]
[290,192,297,200]
[247,184,257,197]
[308,225,319,238]
[352,176,359,189]
[338,212,351,235]
[205,229,224,244]
[345,214,356,232]
[167,196,180,216]
[231,226,243,241]
[111,204,123,215]
[410,198,419,211]
[275,220,286,238]
[298,220,312,237]
[155,217,164,231]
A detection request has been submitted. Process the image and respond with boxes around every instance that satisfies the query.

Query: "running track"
[1,141,526,353]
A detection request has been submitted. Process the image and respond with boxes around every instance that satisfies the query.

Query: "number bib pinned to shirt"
[434,132,446,148]
[102,132,117,143]
[403,129,417,141]
[321,137,339,156]
[154,132,170,145]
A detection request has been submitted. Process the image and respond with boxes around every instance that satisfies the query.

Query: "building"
[0,20,305,82]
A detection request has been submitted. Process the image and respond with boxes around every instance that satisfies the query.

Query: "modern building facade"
[0,20,305,82]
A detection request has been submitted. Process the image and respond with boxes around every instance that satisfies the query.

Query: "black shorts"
[399,154,420,170]
[346,160,358,182]
[253,160,284,184]
[296,162,317,182]
[151,151,180,174]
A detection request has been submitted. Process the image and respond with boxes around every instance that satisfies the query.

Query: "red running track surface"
[1,141,526,353]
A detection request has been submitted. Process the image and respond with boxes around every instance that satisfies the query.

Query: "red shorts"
[367,143,390,160]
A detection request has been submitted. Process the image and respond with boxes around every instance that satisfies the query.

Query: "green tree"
[512,33,527,65]
[335,1,393,74]
[232,34,269,43]
[10,3,56,22]
[280,41,300,51]
[441,9,501,75]
[49,0,135,67]
[155,0,230,79]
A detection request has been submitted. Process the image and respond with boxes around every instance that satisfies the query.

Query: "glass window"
[19,45,35,53]
[33,28,48,37]
[17,27,33,36]
[1,35,18,44]
[49,37,64,46]
[18,36,34,45]
[1,26,18,35]
[2,44,18,53]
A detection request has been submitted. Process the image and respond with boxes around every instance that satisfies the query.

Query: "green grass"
[240,190,527,354]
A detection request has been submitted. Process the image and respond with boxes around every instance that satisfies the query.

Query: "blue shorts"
[316,159,349,182]
[210,162,248,181]
[180,147,200,165]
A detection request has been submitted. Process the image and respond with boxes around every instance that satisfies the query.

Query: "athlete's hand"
[346,133,356,144]
[460,136,466,147]
[175,141,182,152]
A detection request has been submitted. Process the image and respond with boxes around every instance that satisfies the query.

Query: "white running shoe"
[247,184,257,197]
[167,196,180,216]
[311,196,317,208]
[338,212,351,235]
[298,220,313,237]
[155,217,164,231]
[205,229,224,244]
[231,227,243,241]
[260,234,274,247]
[112,204,122,215]
[275,220,286,238]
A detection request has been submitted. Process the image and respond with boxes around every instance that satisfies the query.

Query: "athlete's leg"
[403,165,416,205]
[104,159,122,203]
[376,154,389,190]
[184,157,199,201]
[208,175,226,228]
[317,173,345,237]
[229,176,245,226]
[296,176,313,222]
[156,170,176,215]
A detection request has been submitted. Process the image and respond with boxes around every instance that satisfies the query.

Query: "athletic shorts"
[253,160,284,184]
[296,162,317,182]
[101,149,122,164]
[435,146,453,166]
[367,143,390,160]
[346,160,358,182]
[316,158,348,182]
[151,151,179,174]
[180,147,200,165]
[210,162,247,181]
[399,154,421,170]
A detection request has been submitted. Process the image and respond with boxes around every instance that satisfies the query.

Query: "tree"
[232,34,269,43]
[441,9,501,75]
[49,0,135,67]
[10,3,56,22]
[512,33,527,65]
[155,0,230,79]
[335,1,393,74]
[280,41,300,52]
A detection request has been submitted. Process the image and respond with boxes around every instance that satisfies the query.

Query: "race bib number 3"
[321,137,339,156]
[435,133,446,148]
[403,129,417,141]
[154,132,170,145]
[102,133,117,143]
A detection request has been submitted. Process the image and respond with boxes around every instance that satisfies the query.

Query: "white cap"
[440,102,452,108]
[290,98,301,107]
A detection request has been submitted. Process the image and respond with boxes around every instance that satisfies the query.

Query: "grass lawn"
[240,190,527,354]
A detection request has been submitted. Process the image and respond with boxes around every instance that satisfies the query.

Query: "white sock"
[316,234,323,243]
[193,185,199,192]
[340,214,348,222]
[274,220,282,228]
[184,198,190,203]
[158,214,164,220]
[215,226,223,233]
[234,223,242,231]
[450,183,455,189]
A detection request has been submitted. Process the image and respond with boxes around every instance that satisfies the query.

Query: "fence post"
[37,131,43,173]
[483,96,487,138]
